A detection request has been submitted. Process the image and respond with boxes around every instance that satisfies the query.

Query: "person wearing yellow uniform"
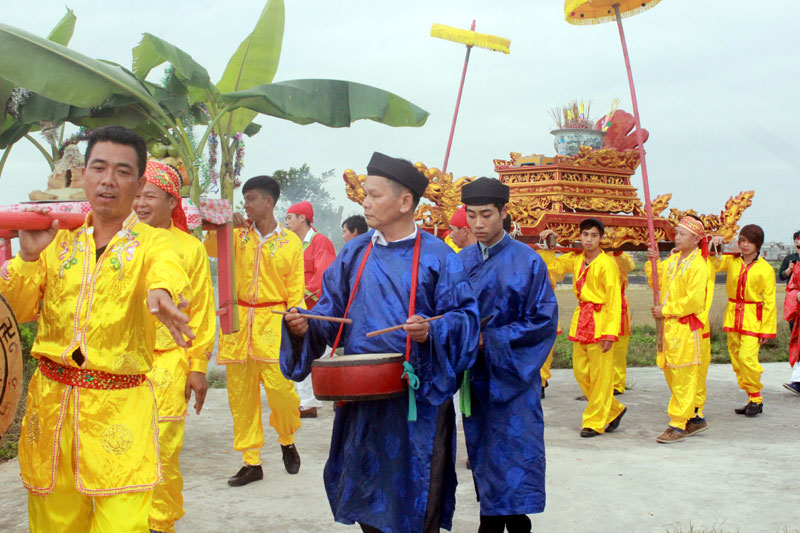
[134,161,216,533]
[446,205,476,253]
[206,175,304,486]
[536,249,565,398]
[646,216,710,443]
[0,126,193,532]
[610,251,635,395]
[692,228,717,427]
[710,225,777,416]
[539,218,626,438]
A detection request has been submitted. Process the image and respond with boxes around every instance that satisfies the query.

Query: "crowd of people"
[1,124,792,533]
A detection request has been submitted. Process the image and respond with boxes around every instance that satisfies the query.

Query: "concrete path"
[1,362,799,532]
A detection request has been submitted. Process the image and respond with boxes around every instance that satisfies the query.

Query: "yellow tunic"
[540,250,621,343]
[0,213,189,496]
[712,255,777,338]
[151,223,217,417]
[206,223,305,363]
[650,250,709,368]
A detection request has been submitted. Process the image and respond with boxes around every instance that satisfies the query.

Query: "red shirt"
[303,231,336,309]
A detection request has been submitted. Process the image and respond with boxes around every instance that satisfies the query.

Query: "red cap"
[287,201,314,223]
[449,206,468,228]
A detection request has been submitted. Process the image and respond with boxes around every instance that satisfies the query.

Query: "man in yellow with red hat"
[539,219,626,438]
[711,225,777,416]
[646,216,710,443]
[284,200,336,418]
[206,175,304,487]
[134,160,216,533]
[0,126,193,532]
[446,205,476,253]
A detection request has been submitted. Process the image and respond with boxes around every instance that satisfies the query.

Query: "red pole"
[614,3,663,347]
[441,19,476,176]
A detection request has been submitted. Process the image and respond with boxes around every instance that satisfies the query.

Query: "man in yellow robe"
[206,175,304,486]
[539,218,625,437]
[710,225,777,416]
[610,251,635,395]
[692,243,717,426]
[134,161,216,533]
[646,216,710,443]
[536,249,565,397]
[0,126,193,532]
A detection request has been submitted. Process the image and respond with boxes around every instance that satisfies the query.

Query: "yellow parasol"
[564,0,665,347]
[431,22,510,175]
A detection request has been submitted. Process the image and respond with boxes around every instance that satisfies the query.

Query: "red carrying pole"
[441,19,476,176]
[614,3,663,347]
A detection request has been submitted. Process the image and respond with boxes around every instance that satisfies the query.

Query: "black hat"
[461,177,509,205]
[366,152,428,197]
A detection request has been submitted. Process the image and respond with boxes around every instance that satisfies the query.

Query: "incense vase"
[550,128,605,156]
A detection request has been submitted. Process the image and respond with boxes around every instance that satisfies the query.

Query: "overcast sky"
[3,0,798,242]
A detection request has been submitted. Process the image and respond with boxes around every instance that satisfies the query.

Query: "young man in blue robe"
[458,177,558,533]
[281,152,480,533]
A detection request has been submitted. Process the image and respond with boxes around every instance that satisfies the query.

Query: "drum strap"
[401,232,422,422]
[328,242,374,356]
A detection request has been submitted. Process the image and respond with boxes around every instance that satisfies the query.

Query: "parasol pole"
[613,3,663,348]
[441,20,476,176]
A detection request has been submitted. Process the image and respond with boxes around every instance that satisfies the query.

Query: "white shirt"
[253,222,282,244]
[370,226,418,247]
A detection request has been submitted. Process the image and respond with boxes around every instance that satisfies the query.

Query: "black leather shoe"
[734,401,763,416]
[282,444,301,474]
[580,428,600,438]
[744,401,763,417]
[227,464,263,487]
[605,407,627,433]
[541,386,546,399]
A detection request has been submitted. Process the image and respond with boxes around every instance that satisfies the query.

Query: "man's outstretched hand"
[147,289,195,347]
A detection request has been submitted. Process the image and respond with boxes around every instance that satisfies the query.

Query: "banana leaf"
[132,33,214,93]
[222,79,429,128]
[46,8,76,47]
[216,0,284,135]
[0,23,160,112]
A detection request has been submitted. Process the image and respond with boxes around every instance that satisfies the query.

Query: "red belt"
[677,313,704,332]
[237,299,285,309]
[39,357,145,390]
[729,298,763,323]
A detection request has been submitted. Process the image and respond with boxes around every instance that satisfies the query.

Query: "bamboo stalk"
[366,315,444,338]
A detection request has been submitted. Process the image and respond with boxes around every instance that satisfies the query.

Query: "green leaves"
[216,0,284,135]
[0,23,157,111]
[46,7,76,46]
[223,79,429,128]
[132,33,213,92]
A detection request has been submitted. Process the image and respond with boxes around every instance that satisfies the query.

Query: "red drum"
[311,353,406,402]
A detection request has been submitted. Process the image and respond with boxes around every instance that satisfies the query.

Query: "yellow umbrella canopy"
[565,0,661,25]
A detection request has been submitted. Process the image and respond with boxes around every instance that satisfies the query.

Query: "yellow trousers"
[148,347,190,532]
[226,357,301,465]
[540,348,554,388]
[663,364,699,430]
[613,334,630,393]
[28,394,152,533]
[727,333,764,403]
[572,342,625,433]
[694,336,711,417]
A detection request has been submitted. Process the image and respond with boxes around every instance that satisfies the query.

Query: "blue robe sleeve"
[280,246,352,381]
[483,252,558,403]
[420,250,480,404]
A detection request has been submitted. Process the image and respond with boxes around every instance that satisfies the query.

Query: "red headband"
[287,201,314,223]
[449,206,468,228]
[144,160,188,233]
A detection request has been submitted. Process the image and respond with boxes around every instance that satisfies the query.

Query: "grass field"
[550,284,790,369]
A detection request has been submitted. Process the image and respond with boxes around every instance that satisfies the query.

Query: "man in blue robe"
[458,177,558,533]
[281,152,480,533]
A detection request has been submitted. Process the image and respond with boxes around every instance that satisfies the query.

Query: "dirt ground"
[1,361,798,532]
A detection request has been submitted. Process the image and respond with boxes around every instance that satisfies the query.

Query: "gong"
[0,294,22,438]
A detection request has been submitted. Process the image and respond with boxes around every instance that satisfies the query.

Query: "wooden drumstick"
[366,315,444,338]
[272,310,352,324]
